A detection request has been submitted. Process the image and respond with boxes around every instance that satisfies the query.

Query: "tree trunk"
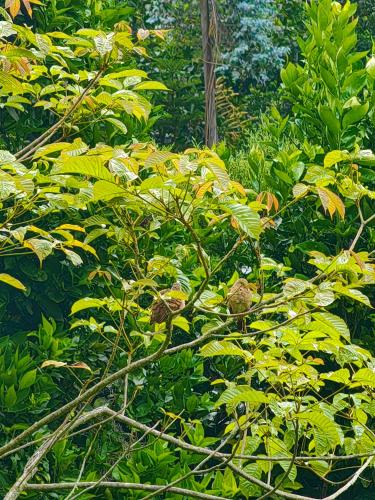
[200,0,218,147]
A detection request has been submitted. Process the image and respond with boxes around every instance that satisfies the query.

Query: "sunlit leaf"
[55,156,114,181]
[324,150,351,168]
[24,239,54,265]
[133,81,169,91]
[321,368,350,385]
[200,341,249,360]
[223,203,262,239]
[216,386,270,408]
[71,297,106,314]
[296,411,341,448]
[311,312,350,340]
[351,368,375,388]
[0,273,26,291]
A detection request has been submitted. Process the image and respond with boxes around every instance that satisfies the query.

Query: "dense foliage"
[0,1,374,499]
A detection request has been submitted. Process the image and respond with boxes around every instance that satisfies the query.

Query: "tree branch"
[24,482,229,500]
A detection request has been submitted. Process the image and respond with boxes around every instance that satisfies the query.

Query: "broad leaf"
[223,203,262,239]
[216,386,270,408]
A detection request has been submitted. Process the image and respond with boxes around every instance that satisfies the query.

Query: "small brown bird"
[150,282,185,325]
[227,278,253,332]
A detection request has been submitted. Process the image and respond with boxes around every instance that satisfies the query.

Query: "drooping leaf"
[105,117,128,135]
[316,187,345,219]
[293,183,309,198]
[296,411,341,448]
[23,239,54,265]
[0,273,26,291]
[63,249,83,266]
[311,312,350,340]
[333,284,372,307]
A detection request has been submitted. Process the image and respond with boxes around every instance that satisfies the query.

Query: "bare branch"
[24,482,229,499]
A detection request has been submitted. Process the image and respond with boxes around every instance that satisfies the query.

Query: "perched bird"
[227,278,253,332]
[150,282,185,325]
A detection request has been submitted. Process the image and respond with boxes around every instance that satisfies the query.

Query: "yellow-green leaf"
[296,411,341,448]
[133,81,169,91]
[71,297,105,314]
[324,150,350,168]
[0,273,26,291]
[216,386,270,408]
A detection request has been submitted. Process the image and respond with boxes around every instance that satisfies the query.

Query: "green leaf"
[94,34,113,56]
[71,297,105,314]
[296,411,341,448]
[0,150,16,164]
[19,369,37,390]
[93,180,127,201]
[34,139,88,159]
[320,66,337,96]
[55,156,114,181]
[239,463,262,498]
[5,385,17,408]
[366,57,375,78]
[342,102,369,128]
[321,368,350,385]
[310,460,330,477]
[200,341,249,360]
[224,203,262,239]
[24,239,54,265]
[319,105,340,134]
[105,69,148,80]
[204,158,231,188]
[133,81,169,91]
[313,289,335,306]
[283,278,310,297]
[311,312,350,340]
[324,150,350,168]
[0,70,24,94]
[172,316,190,332]
[222,467,238,496]
[139,176,165,192]
[0,273,26,291]
[333,284,372,307]
[105,117,128,135]
[351,368,375,388]
[144,151,177,168]
[63,249,83,266]
[216,386,270,408]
